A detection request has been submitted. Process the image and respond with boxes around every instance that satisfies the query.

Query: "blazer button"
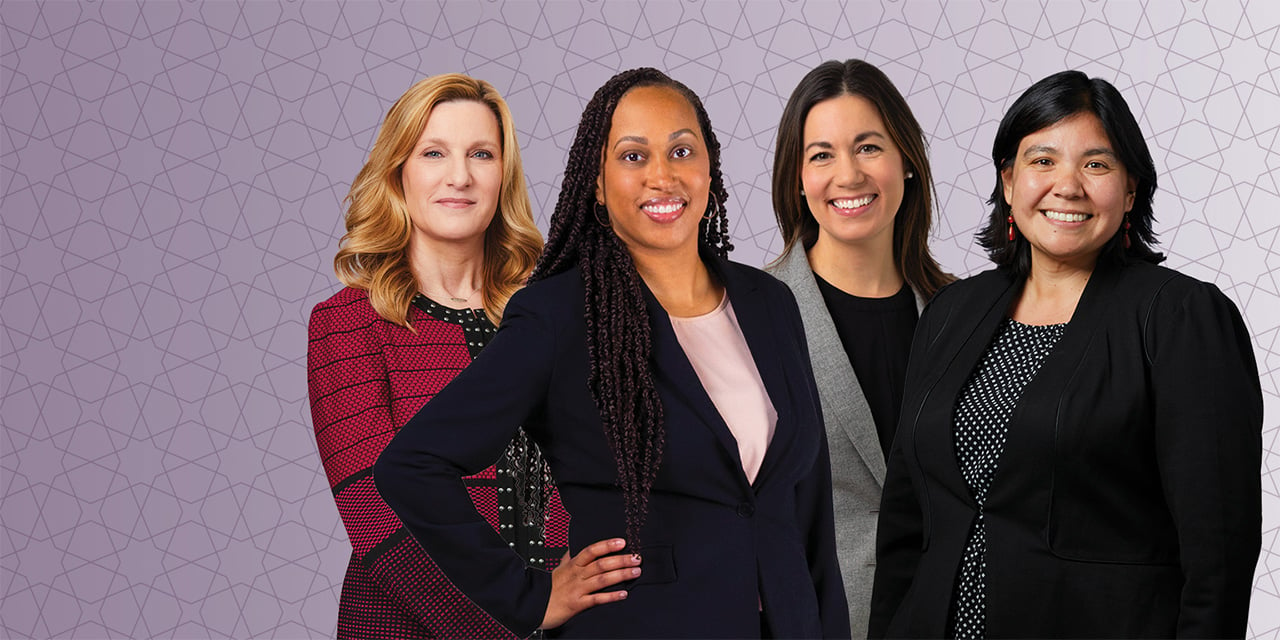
[736,502,755,518]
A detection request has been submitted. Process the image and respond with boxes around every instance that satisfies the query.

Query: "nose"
[1053,168,1084,199]
[836,153,866,186]
[646,155,676,189]
[445,155,471,188]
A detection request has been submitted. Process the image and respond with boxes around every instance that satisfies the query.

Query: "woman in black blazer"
[375,68,848,639]
[870,70,1262,638]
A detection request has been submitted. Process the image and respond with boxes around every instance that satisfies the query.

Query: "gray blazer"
[767,248,924,639]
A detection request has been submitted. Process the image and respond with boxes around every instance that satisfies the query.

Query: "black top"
[949,318,1066,639]
[870,262,1262,639]
[813,273,918,457]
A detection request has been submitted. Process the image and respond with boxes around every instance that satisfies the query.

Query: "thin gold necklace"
[421,284,480,305]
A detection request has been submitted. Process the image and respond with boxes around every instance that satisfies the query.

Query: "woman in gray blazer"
[766,59,952,638]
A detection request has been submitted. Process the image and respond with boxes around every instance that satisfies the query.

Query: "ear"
[596,169,605,205]
[1001,165,1014,205]
[1125,176,1137,212]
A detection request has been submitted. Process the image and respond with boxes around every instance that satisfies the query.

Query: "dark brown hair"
[772,59,952,298]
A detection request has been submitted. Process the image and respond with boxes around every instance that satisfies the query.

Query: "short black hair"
[977,70,1164,274]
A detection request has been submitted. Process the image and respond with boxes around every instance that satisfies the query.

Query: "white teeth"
[1043,210,1089,222]
[643,202,683,214]
[832,195,875,209]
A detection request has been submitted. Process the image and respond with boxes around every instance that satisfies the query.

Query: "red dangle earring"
[1007,214,1015,242]
[1123,214,1132,249]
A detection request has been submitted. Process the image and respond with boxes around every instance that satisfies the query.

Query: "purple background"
[2,1,1278,637]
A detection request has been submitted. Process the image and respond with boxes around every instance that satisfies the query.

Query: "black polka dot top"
[948,318,1066,640]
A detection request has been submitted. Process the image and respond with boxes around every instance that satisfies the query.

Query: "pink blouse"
[669,295,777,483]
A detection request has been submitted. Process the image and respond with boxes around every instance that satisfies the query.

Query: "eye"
[472,149,495,160]
[423,149,443,158]
[808,151,833,162]
[621,150,644,163]
[671,146,693,159]
[1084,160,1108,170]
[1032,157,1053,166]
[858,144,882,154]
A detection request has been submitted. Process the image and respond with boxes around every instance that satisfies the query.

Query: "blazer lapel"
[770,250,888,484]
[911,270,1021,503]
[713,258,796,489]
[991,259,1121,501]
[642,276,750,487]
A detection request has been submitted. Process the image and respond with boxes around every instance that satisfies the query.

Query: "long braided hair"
[530,68,732,551]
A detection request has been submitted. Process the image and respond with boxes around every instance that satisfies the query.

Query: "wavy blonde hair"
[335,74,542,327]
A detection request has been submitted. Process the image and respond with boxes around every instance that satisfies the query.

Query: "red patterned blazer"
[308,286,568,639]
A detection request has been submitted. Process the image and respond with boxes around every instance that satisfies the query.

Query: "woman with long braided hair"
[376,68,848,638]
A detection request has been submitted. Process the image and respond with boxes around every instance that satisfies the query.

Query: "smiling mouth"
[831,195,875,209]
[1042,210,1091,222]
[641,199,686,222]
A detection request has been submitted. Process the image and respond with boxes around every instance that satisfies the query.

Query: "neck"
[1010,256,1095,325]
[806,233,903,298]
[630,246,723,317]
[409,236,486,307]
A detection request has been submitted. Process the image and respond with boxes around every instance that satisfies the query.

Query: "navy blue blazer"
[870,260,1262,638]
[375,257,849,639]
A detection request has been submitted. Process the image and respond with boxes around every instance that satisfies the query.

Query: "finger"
[584,552,642,575]
[572,537,626,567]
[578,589,628,609]
[586,565,641,591]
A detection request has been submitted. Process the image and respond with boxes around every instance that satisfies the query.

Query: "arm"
[373,289,635,636]
[867,428,923,638]
[867,284,946,638]
[306,295,511,638]
[782,286,851,639]
[1148,280,1262,638]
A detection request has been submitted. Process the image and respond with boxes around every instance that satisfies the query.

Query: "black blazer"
[870,260,1262,638]
[375,257,849,639]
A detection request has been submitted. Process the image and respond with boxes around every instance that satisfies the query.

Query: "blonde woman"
[306,74,560,639]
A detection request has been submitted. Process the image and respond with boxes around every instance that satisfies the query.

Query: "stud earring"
[905,171,914,179]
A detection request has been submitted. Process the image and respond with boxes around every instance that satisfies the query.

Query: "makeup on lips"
[641,197,687,223]
[827,194,877,216]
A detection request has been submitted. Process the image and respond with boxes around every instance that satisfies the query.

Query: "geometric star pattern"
[2,1,1277,637]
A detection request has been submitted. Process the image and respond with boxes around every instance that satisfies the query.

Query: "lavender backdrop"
[2,1,1278,638]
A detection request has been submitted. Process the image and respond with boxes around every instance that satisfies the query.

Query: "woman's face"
[596,85,711,261]
[801,94,907,253]
[1002,112,1136,271]
[401,100,503,251]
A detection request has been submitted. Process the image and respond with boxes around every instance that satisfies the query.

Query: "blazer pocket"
[600,544,678,591]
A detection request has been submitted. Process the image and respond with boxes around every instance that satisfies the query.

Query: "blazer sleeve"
[868,283,950,638]
[781,285,852,639]
[373,289,557,637]
[1147,279,1262,638]
[306,299,512,638]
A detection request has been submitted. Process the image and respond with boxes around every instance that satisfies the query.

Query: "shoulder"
[504,266,585,326]
[1116,261,1245,326]
[925,267,1012,311]
[309,287,379,333]
[762,248,808,287]
[722,258,792,297]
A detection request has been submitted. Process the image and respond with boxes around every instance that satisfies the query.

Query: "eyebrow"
[418,137,498,149]
[1023,144,1117,159]
[803,130,887,153]
[612,128,698,150]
